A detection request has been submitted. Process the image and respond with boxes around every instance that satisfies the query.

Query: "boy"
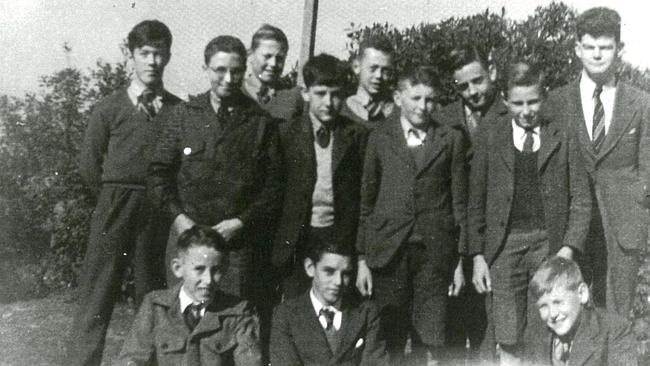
[468,62,591,364]
[355,65,467,364]
[273,53,368,300]
[543,6,650,317]
[526,256,637,366]
[68,20,182,366]
[116,226,262,366]
[270,236,389,365]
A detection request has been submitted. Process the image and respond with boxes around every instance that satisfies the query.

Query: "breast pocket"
[180,140,211,182]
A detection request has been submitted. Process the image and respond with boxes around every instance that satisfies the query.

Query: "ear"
[352,57,361,76]
[617,42,625,59]
[574,41,582,59]
[393,89,402,107]
[304,257,316,278]
[501,91,509,106]
[301,86,311,103]
[577,282,590,305]
[171,257,184,279]
[488,63,497,83]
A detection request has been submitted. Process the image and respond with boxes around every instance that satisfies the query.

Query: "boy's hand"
[173,213,196,234]
[448,257,465,296]
[556,246,574,260]
[356,260,373,297]
[213,218,244,241]
[472,255,492,294]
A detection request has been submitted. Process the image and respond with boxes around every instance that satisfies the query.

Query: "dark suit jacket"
[543,80,650,251]
[241,84,304,121]
[525,307,637,366]
[467,110,591,264]
[356,112,468,269]
[436,96,503,149]
[148,91,283,247]
[272,111,368,268]
[117,283,262,366]
[270,291,389,366]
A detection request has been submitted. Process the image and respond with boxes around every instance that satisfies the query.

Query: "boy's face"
[302,85,344,124]
[395,82,438,129]
[575,34,621,83]
[453,60,495,111]
[204,51,246,99]
[353,47,393,96]
[249,39,287,84]
[505,85,544,129]
[536,283,589,337]
[129,44,170,88]
[305,252,353,307]
[172,245,227,304]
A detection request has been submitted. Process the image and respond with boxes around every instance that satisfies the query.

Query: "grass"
[0,290,136,366]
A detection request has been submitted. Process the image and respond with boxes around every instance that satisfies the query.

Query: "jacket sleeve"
[450,128,470,255]
[115,294,155,366]
[561,129,592,253]
[270,304,302,366]
[147,106,185,220]
[359,302,390,366]
[467,122,490,256]
[607,316,639,366]
[233,303,263,366]
[355,131,382,260]
[79,101,110,196]
[236,116,284,228]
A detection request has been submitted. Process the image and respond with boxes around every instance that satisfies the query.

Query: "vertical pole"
[298,0,318,86]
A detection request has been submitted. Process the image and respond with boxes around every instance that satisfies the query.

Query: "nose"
[333,273,343,286]
[323,92,332,106]
[224,70,232,83]
[201,270,213,285]
[594,47,602,59]
[267,56,277,68]
[468,83,478,96]
[522,103,531,115]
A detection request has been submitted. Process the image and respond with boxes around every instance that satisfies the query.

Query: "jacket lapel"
[296,113,317,185]
[496,118,515,172]
[537,118,561,173]
[386,115,417,173]
[331,118,354,175]
[568,81,597,162]
[416,122,448,177]
[188,92,224,146]
[568,308,600,366]
[151,284,191,338]
[331,300,364,363]
[597,82,637,160]
[295,293,334,360]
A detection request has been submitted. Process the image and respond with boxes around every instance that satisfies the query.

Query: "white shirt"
[579,70,616,139]
[179,286,207,318]
[310,114,335,227]
[512,120,541,152]
[310,289,342,331]
[127,77,163,113]
[400,116,428,147]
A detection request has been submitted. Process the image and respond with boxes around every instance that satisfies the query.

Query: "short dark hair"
[448,45,489,73]
[176,225,229,257]
[305,234,354,265]
[204,35,247,65]
[302,53,349,88]
[127,20,172,52]
[503,61,545,97]
[530,257,584,299]
[576,7,621,43]
[250,24,288,52]
[358,35,394,60]
[397,65,442,91]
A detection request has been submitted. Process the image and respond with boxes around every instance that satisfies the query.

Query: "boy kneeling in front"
[270,236,389,365]
[526,256,637,366]
[116,226,262,366]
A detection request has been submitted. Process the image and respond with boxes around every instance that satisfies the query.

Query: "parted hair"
[204,35,247,65]
[448,45,489,73]
[176,225,229,258]
[305,235,354,265]
[503,61,546,97]
[397,65,442,91]
[127,20,172,52]
[576,7,621,43]
[250,24,288,52]
[302,53,349,88]
[358,35,395,60]
[530,257,584,299]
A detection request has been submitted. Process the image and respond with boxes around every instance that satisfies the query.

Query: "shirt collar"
[309,288,341,314]
[353,87,374,107]
[400,116,428,138]
[243,72,275,99]
[580,69,616,95]
[511,119,540,137]
[309,112,335,134]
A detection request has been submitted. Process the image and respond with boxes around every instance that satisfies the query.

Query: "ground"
[0,290,135,366]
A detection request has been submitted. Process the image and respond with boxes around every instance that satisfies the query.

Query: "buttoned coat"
[148,92,283,247]
[270,291,389,366]
[272,111,368,268]
[116,284,262,366]
[436,96,504,150]
[355,112,468,270]
[466,108,591,265]
[525,307,637,366]
[543,81,650,252]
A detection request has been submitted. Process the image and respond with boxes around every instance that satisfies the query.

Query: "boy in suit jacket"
[525,256,637,366]
[355,66,467,364]
[273,53,368,300]
[542,6,650,317]
[271,233,389,366]
[66,20,182,366]
[469,62,591,365]
[117,226,262,366]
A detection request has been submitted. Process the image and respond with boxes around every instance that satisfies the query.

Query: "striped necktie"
[592,84,606,152]
[365,99,383,121]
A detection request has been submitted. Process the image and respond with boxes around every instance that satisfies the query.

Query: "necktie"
[319,308,335,330]
[138,89,157,118]
[316,126,331,148]
[592,84,606,152]
[523,129,535,153]
[217,102,231,125]
[407,128,423,147]
[258,85,271,104]
[365,99,383,122]
[552,336,571,366]
[184,303,202,331]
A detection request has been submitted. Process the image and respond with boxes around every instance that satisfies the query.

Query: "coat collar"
[540,307,601,366]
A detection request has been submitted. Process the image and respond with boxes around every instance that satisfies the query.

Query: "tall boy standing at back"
[543,7,650,316]
[356,66,467,364]
[67,20,182,366]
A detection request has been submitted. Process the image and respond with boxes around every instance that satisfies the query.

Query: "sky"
[1,0,648,98]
